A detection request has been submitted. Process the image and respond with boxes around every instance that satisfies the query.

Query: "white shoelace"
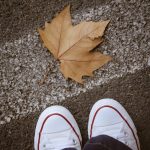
[93,122,131,146]
[42,137,77,150]
[115,131,129,145]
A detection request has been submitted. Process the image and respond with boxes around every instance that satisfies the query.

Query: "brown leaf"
[38,5,112,83]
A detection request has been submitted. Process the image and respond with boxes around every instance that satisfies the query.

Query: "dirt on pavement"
[0,67,150,150]
[0,0,150,150]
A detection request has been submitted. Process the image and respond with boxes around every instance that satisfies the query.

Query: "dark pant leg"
[83,135,132,150]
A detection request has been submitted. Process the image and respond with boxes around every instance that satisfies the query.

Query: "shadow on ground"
[0,67,150,150]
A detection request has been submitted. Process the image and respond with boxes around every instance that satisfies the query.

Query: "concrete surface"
[0,68,150,150]
[0,0,150,149]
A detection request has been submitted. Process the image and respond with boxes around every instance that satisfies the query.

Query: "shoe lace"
[115,130,129,145]
[42,137,77,150]
[94,122,130,146]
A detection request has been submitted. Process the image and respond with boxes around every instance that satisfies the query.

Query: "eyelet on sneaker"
[43,144,46,148]
[73,139,77,145]
[124,131,128,137]
[125,141,128,145]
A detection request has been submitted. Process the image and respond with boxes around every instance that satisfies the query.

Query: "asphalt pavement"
[0,0,150,149]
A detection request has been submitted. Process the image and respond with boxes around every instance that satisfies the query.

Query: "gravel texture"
[0,0,150,149]
[0,68,150,150]
[0,0,150,125]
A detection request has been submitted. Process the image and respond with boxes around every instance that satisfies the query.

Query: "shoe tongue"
[40,129,76,150]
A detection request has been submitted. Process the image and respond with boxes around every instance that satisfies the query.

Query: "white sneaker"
[88,98,140,150]
[34,106,82,150]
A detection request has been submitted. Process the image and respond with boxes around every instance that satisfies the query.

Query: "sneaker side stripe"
[37,113,82,150]
[90,105,140,150]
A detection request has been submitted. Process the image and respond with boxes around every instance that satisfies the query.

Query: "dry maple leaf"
[39,5,112,83]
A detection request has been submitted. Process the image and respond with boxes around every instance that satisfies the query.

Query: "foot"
[88,98,140,150]
[34,106,82,150]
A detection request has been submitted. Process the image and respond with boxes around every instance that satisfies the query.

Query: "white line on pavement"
[0,6,149,124]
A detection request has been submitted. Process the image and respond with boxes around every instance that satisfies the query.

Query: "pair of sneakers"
[34,98,140,150]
